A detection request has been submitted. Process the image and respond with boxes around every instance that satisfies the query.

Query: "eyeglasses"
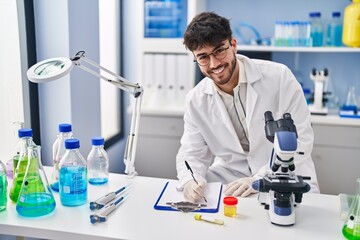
[193,46,230,66]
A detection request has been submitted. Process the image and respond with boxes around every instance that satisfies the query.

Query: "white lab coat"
[176,54,319,193]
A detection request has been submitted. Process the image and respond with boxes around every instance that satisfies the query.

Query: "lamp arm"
[124,93,142,177]
[71,51,141,97]
[71,51,143,177]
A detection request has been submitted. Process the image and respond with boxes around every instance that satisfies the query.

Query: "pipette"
[90,194,128,224]
[89,184,130,210]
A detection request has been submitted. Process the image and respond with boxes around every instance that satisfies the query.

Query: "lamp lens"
[34,60,66,76]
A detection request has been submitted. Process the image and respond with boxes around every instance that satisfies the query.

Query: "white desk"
[0,167,344,240]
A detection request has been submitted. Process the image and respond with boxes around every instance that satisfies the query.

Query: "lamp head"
[27,57,73,83]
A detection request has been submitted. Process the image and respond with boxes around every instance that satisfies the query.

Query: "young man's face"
[193,38,238,89]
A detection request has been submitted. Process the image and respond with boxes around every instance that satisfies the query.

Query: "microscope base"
[309,105,328,115]
[269,191,295,226]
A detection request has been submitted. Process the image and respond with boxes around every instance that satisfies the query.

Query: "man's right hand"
[183,180,205,203]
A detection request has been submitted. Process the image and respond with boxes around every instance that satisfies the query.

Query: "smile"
[212,66,225,74]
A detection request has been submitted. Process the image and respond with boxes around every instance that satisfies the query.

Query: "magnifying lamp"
[27,50,143,177]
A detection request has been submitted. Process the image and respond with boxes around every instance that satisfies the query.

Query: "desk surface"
[0,167,344,240]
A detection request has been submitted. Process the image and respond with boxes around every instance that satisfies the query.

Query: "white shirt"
[214,59,249,152]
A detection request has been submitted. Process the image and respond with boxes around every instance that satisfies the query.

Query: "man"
[176,12,319,202]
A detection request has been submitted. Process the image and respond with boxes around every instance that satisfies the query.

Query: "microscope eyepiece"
[264,111,274,123]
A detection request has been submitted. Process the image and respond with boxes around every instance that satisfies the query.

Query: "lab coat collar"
[199,54,262,153]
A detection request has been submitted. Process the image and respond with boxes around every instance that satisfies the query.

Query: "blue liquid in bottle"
[89,177,108,185]
[59,166,87,206]
[87,137,109,185]
[51,182,59,192]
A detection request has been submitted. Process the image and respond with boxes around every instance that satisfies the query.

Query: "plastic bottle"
[326,12,343,47]
[87,137,109,185]
[59,139,87,206]
[342,178,360,239]
[16,146,56,217]
[223,196,238,217]
[50,123,73,192]
[6,121,25,179]
[0,160,7,212]
[9,128,35,202]
[343,0,360,47]
[309,12,324,47]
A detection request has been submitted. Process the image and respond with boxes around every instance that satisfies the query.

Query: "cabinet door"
[135,115,184,179]
[312,146,360,195]
[136,136,180,179]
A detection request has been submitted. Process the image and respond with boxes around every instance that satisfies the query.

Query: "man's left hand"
[224,177,258,197]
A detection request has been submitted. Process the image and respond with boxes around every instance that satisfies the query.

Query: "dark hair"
[183,12,232,51]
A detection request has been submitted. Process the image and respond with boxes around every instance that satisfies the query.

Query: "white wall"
[0,0,29,162]
[34,0,101,165]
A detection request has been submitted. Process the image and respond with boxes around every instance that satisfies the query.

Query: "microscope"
[252,111,311,226]
[308,68,329,115]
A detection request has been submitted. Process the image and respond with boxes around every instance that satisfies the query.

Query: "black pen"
[184,161,207,203]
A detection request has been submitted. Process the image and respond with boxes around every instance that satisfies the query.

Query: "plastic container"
[309,12,324,47]
[144,0,186,38]
[51,123,73,192]
[223,196,238,217]
[9,129,36,202]
[7,121,24,179]
[87,137,109,185]
[59,139,87,206]
[343,0,360,47]
[16,146,56,217]
[326,12,343,47]
[0,160,7,212]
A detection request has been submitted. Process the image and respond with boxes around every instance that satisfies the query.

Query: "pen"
[184,161,207,203]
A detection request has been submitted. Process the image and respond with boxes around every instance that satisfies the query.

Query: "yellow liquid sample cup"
[223,196,238,217]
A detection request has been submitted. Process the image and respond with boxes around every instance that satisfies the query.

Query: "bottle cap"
[65,138,80,149]
[223,196,238,206]
[309,12,321,18]
[18,128,33,138]
[332,12,341,18]
[59,123,72,132]
[91,137,105,146]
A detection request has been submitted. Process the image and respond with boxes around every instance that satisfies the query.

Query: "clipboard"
[154,181,223,213]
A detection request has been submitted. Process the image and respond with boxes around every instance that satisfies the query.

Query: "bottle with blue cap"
[87,136,109,185]
[9,128,36,202]
[326,12,343,47]
[59,138,87,206]
[51,123,73,192]
[309,11,324,46]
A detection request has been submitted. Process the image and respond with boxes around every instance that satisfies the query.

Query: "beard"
[201,53,237,87]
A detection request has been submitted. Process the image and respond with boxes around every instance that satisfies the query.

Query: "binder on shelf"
[164,54,177,107]
[142,53,155,107]
[176,54,192,107]
[153,53,166,107]
[154,180,223,213]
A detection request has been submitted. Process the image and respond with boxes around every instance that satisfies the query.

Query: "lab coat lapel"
[240,56,261,130]
[203,79,242,149]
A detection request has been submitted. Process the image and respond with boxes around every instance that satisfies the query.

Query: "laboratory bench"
[0,167,345,240]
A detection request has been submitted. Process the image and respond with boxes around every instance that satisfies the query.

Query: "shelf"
[237,45,360,53]
[142,38,188,54]
[311,114,360,127]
